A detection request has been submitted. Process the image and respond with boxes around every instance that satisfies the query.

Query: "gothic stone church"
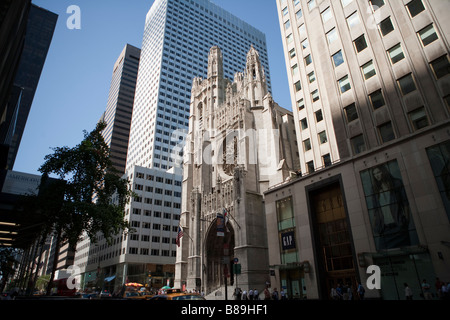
[174,46,299,295]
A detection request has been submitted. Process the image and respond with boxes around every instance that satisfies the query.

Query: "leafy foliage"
[33,121,131,249]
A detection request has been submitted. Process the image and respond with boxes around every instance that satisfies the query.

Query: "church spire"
[244,46,268,106]
[245,45,265,83]
[207,46,224,79]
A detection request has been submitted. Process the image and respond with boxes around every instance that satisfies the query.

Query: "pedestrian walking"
[404,283,413,300]
[347,282,353,300]
[331,286,338,300]
[280,288,287,300]
[336,283,343,300]
[264,287,271,300]
[253,288,259,300]
[435,278,443,299]
[342,283,349,300]
[272,288,279,300]
[234,287,242,300]
[440,283,447,300]
[248,289,253,300]
[422,279,432,300]
[357,282,365,300]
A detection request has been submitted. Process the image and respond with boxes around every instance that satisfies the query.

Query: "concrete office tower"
[102,44,141,175]
[175,46,299,296]
[126,0,271,173]
[74,165,182,293]
[277,0,449,173]
[73,45,140,291]
[267,0,450,299]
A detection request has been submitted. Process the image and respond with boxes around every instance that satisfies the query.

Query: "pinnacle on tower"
[207,45,224,79]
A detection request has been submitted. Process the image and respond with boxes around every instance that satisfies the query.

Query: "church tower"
[174,46,299,296]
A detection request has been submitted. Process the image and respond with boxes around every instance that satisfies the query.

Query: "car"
[150,292,205,300]
[99,290,112,298]
[81,293,98,299]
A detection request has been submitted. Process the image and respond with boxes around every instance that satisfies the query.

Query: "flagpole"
[224,208,241,229]
[180,225,194,241]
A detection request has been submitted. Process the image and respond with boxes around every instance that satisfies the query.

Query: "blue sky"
[14,0,291,175]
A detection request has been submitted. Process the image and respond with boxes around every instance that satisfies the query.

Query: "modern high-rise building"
[5,4,57,171]
[126,0,271,173]
[264,0,450,300]
[102,44,141,175]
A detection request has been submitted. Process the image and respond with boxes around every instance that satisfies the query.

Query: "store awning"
[360,245,429,259]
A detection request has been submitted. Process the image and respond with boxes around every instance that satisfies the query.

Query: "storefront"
[278,265,307,299]
[368,248,436,300]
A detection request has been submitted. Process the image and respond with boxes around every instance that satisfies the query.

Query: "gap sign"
[281,231,296,251]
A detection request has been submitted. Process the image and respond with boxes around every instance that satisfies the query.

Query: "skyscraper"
[277,0,449,173]
[2,4,57,171]
[102,44,141,175]
[264,0,450,300]
[126,0,271,172]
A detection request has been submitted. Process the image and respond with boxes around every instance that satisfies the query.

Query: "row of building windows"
[169,0,270,85]
[130,220,177,232]
[131,196,181,208]
[128,247,176,257]
[284,0,449,160]
[129,234,176,245]
[290,4,442,104]
[282,0,426,19]
[134,171,182,185]
[134,184,182,198]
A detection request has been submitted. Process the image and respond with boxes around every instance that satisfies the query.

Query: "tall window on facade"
[310,182,357,298]
[354,34,368,53]
[406,0,425,18]
[360,160,419,251]
[379,17,394,36]
[430,55,450,80]
[378,121,395,143]
[418,24,438,47]
[426,141,450,221]
[408,107,429,131]
[351,135,366,155]
[276,197,298,264]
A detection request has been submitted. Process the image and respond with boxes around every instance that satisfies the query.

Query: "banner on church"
[216,213,225,237]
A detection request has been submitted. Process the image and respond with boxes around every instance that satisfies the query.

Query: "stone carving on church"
[175,45,300,294]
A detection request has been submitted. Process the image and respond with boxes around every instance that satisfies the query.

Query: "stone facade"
[270,0,450,300]
[174,46,299,294]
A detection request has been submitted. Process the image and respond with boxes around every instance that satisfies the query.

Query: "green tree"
[30,121,131,294]
[0,248,18,293]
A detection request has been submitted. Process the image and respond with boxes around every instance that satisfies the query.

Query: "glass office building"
[126,0,271,172]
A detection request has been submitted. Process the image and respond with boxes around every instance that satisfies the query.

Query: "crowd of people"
[330,282,363,300]
[329,278,450,300]
[232,286,292,300]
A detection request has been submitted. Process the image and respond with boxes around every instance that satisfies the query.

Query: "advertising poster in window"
[360,160,419,251]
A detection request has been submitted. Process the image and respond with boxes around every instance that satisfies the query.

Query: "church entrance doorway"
[205,217,235,293]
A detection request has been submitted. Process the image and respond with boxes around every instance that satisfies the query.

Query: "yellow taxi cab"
[121,284,154,300]
[149,288,205,300]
